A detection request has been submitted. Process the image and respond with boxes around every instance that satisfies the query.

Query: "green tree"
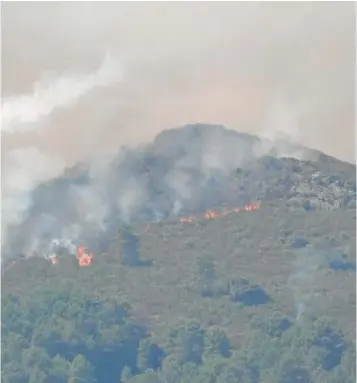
[120,225,142,266]
[160,355,182,383]
[204,328,231,358]
[21,347,52,376]
[69,354,96,383]
[167,322,205,365]
[137,338,165,372]
[277,357,312,383]
[49,354,70,383]
[1,360,27,383]
[2,332,28,363]
[121,366,133,382]
[197,255,216,297]
[127,369,160,383]
[28,367,48,383]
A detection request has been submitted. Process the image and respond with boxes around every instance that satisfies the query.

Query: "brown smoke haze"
[1,1,356,260]
[1,1,356,171]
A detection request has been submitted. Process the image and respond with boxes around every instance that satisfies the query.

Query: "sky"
[1,1,356,173]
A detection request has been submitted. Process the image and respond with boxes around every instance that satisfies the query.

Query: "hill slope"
[2,124,355,259]
[2,124,356,383]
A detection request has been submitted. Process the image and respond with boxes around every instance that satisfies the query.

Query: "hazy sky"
[2,1,356,167]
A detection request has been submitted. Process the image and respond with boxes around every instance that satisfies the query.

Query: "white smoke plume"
[1,53,124,258]
[288,247,326,321]
[1,53,123,133]
[1,147,65,238]
[253,98,313,161]
[1,2,354,261]
[2,2,354,165]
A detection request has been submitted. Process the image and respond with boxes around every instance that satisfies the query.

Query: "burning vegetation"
[178,201,260,223]
[76,245,94,267]
[46,243,93,267]
[25,201,262,269]
[47,201,260,268]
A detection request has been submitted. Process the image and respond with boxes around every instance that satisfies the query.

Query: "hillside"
[2,124,356,383]
[2,124,355,260]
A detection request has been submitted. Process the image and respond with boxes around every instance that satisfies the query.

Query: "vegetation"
[2,200,355,382]
[2,125,356,382]
[2,285,356,383]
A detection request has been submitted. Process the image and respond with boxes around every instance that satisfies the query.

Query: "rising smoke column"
[1,53,124,133]
[1,54,124,258]
[288,247,325,321]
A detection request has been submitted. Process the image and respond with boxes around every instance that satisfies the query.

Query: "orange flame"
[204,211,219,219]
[76,245,86,259]
[76,245,93,267]
[50,256,58,265]
[178,201,260,223]
[179,217,195,223]
[78,252,93,267]
[48,202,260,268]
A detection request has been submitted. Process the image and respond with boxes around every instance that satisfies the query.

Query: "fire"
[47,244,93,267]
[46,202,260,268]
[179,217,195,223]
[178,201,260,223]
[204,211,219,219]
[76,245,93,267]
[49,255,58,265]
[243,202,260,211]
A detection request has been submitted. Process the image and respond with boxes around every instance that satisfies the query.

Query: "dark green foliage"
[291,237,309,249]
[119,225,153,267]
[166,322,205,365]
[1,289,146,383]
[310,317,346,371]
[228,278,270,306]
[197,255,216,297]
[204,327,231,358]
[329,260,356,272]
[251,312,292,338]
[69,354,96,383]
[137,339,165,372]
[120,225,142,267]
[2,277,355,383]
[2,138,355,383]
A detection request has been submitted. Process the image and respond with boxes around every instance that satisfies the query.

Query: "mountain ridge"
[2,123,356,383]
[2,123,356,261]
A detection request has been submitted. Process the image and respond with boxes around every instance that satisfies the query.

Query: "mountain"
[2,123,355,260]
[2,124,356,383]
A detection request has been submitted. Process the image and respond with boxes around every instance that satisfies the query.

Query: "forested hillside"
[2,125,356,383]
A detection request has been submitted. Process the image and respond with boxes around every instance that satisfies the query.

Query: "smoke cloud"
[2,53,124,133]
[1,53,124,256]
[2,2,355,164]
[1,147,65,252]
[1,2,355,259]
[288,247,326,321]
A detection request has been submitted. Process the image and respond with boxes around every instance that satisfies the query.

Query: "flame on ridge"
[47,202,260,267]
[178,201,260,223]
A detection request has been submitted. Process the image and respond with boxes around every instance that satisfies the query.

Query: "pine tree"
[69,354,96,383]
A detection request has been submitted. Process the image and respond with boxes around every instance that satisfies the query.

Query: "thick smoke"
[2,2,355,164]
[2,53,123,133]
[1,123,268,259]
[1,55,124,258]
[1,2,355,260]
[1,148,65,242]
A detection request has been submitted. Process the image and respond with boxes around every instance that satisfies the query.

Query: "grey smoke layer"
[3,121,355,262]
[1,2,355,259]
[2,2,355,165]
